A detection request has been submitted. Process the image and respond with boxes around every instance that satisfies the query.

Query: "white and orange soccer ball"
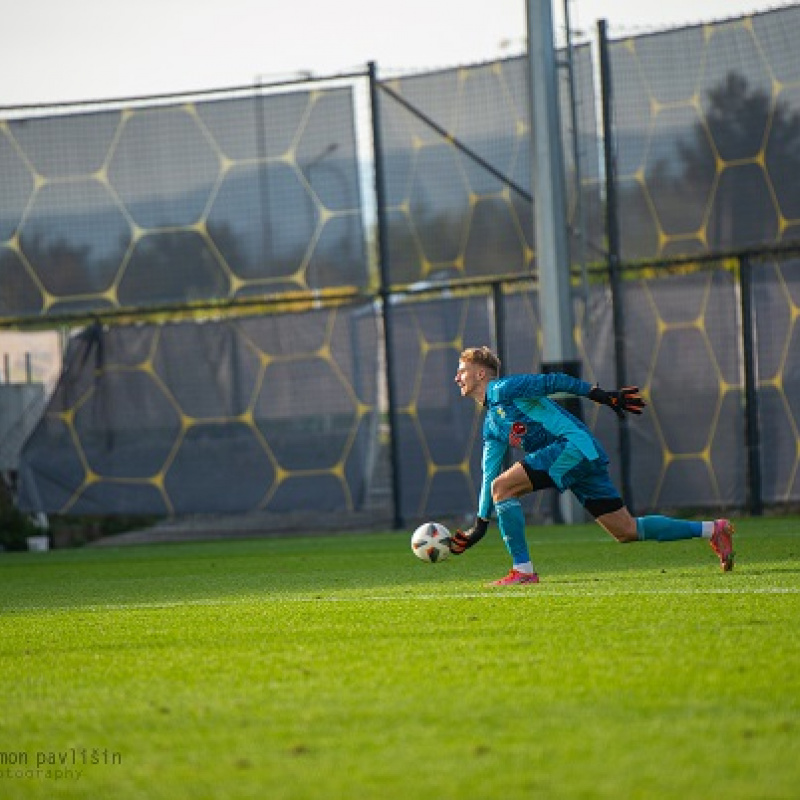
[410,522,451,563]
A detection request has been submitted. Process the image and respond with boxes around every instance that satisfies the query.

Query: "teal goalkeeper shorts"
[522,440,620,505]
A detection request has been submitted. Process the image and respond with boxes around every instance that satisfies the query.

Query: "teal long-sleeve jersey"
[477,372,609,520]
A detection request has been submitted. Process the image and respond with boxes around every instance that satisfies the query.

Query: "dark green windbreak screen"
[0,86,366,319]
[609,7,800,259]
[18,305,379,515]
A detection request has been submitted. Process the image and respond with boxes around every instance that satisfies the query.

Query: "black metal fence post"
[598,20,634,512]
[491,282,506,371]
[739,255,764,516]
[368,62,404,529]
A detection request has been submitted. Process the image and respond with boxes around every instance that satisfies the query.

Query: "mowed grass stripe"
[3,583,800,616]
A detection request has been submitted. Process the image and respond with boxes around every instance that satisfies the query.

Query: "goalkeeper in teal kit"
[452,346,735,585]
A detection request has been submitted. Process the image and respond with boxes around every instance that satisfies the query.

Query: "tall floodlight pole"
[527,0,581,522]
[527,0,575,370]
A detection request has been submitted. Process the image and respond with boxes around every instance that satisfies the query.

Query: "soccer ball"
[411,522,451,563]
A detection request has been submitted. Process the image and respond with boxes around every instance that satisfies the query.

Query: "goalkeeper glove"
[450,517,489,555]
[589,385,646,419]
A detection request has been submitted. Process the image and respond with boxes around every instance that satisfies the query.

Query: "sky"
[0,0,796,108]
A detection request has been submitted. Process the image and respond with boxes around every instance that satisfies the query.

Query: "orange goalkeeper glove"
[449,517,489,555]
[589,385,646,419]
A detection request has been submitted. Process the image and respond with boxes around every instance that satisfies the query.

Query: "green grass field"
[1,517,798,800]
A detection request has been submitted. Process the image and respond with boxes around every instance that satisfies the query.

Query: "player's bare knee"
[491,477,510,503]
[588,499,636,544]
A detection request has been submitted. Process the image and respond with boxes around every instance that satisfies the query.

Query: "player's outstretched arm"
[450,517,489,554]
[588,385,646,419]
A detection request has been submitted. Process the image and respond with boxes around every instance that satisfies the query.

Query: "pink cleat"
[710,519,735,572]
[490,569,540,586]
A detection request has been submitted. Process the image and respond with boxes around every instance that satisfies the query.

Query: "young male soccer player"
[451,346,735,585]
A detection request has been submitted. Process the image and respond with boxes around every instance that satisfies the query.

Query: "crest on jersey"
[509,421,527,448]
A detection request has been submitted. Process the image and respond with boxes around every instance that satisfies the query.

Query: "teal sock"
[636,516,703,542]
[495,498,530,565]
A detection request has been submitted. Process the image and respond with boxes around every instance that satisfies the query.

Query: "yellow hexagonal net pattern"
[0,85,368,319]
[609,9,800,258]
[19,305,380,516]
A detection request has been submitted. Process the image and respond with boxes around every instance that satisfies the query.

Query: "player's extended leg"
[592,506,735,571]
[489,463,539,584]
[571,463,735,571]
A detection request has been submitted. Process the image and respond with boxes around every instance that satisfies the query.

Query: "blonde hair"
[460,346,500,376]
